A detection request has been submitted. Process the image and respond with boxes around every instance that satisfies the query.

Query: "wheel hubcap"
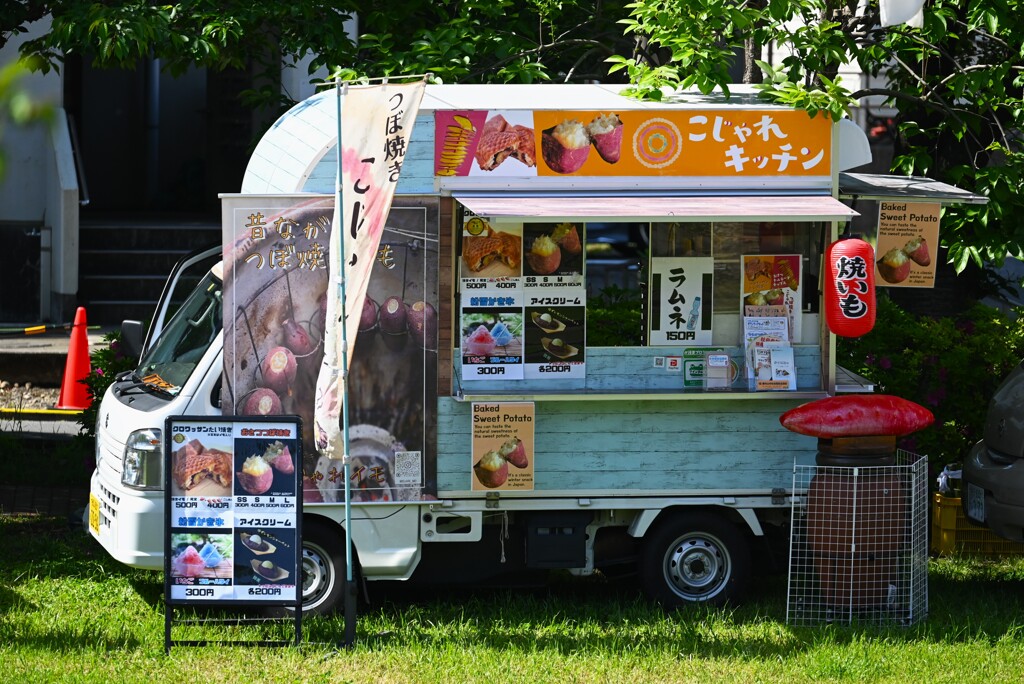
[302,544,332,606]
[665,535,729,600]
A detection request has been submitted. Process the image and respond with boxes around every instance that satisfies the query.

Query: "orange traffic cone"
[56,306,92,410]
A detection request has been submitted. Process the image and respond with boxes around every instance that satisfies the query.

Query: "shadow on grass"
[305,560,1024,657]
[0,582,34,614]
[3,622,149,652]
[311,575,802,658]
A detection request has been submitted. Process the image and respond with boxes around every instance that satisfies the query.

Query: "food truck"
[89,83,911,615]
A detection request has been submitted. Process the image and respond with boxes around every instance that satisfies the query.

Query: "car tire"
[639,511,751,608]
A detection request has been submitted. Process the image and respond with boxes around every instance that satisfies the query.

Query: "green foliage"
[837,297,1024,469]
[607,0,1024,273]
[19,1,359,77]
[0,431,92,486]
[586,284,643,346]
[344,0,629,85]
[912,147,1024,273]
[78,331,138,438]
[755,62,852,121]
[12,0,636,113]
[0,58,53,179]
[608,0,753,100]
[608,0,859,117]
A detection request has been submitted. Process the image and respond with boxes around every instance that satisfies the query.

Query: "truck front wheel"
[299,520,348,615]
[639,512,751,608]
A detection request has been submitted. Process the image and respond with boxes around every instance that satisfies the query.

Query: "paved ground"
[0,326,114,435]
[0,414,81,437]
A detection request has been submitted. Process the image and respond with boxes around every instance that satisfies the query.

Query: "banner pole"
[335,78,357,647]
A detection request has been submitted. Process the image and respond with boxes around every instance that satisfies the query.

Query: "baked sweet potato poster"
[875,201,940,288]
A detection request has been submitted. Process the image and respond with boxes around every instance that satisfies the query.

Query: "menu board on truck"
[164,416,301,607]
[522,222,585,380]
[462,291,526,381]
[221,195,440,504]
[460,214,586,381]
[740,254,802,343]
[435,108,832,180]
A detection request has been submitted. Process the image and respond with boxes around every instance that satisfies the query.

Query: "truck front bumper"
[963,440,1024,542]
[89,467,165,570]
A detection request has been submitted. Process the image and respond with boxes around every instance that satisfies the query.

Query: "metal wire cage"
[787,450,929,626]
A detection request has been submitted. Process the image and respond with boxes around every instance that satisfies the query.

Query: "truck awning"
[838,172,988,205]
[454,194,858,223]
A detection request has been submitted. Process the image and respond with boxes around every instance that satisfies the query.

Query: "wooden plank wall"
[305,114,437,194]
[457,345,822,394]
[436,395,818,494]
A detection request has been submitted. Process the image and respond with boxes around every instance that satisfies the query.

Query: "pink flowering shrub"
[838,296,1024,469]
[78,331,138,438]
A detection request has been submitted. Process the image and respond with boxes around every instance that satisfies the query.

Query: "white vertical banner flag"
[313,80,425,493]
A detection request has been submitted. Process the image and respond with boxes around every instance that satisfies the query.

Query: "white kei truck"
[88,83,975,615]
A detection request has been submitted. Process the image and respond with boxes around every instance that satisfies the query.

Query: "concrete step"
[79,273,173,301]
[79,219,220,251]
[0,328,113,387]
[77,217,219,325]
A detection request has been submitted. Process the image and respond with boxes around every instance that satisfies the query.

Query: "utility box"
[525,511,592,568]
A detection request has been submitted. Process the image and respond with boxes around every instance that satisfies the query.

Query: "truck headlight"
[94,417,102,470]
[122,428,163,490]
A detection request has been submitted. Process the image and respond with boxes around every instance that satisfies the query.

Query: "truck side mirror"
[120,319,145,360]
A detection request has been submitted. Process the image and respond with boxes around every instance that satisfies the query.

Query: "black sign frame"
[163,414,303,652]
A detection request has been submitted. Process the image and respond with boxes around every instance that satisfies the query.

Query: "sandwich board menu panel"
[164,416,302,608]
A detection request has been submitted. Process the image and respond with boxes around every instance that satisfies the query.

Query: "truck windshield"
[134,271,223,396]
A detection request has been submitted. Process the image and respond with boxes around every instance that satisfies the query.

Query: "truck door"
[142,246,222,354]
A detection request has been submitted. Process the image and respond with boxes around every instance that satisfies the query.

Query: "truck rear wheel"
[640,512,750,608]
[298,520,348,616]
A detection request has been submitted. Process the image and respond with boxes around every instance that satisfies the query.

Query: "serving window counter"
[450,200,856,402]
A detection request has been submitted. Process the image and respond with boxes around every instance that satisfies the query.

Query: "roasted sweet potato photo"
[541,120,590,174]
[526,235,562,275]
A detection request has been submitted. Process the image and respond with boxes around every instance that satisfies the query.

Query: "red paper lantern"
[825,238,876,337]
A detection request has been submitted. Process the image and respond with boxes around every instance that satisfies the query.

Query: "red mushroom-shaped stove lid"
[780,394,934,438]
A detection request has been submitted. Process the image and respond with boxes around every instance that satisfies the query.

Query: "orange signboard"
[435,109,833,179]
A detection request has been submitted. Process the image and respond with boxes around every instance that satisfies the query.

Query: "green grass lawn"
[2,514,1022,683]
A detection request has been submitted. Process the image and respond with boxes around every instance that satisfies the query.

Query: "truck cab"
[89,247,223,569]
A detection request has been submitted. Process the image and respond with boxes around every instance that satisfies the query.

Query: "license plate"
[967,482,986,523]
[89,493,100,535]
